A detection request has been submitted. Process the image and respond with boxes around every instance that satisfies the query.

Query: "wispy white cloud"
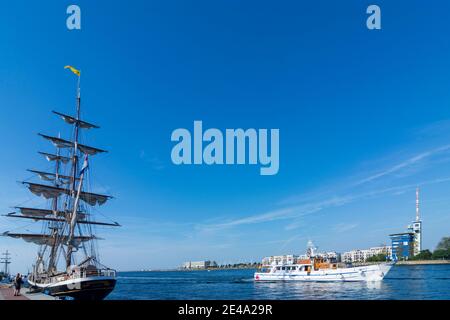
[197,142,450,232]
[333,223,358,233]
[354,144,450,186]
[197,196,353,232]
[139,150,165,170]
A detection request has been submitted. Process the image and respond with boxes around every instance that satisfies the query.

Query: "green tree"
[366,254,387,262]
[411,250,433,260]
[436,237,450,251]
[432,249,450,260]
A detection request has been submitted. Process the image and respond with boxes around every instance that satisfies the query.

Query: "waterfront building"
[389,232,415,260]
[390,188,423,259]
[261,241,340,266]
[341,246,392,263]
[368,246,393,257]
[321,252,339,261]
[182,260,218,269]
[408,220,422,256]
[407,188,422,256]
[301,251,339,262]
[262,251,339,266]
[262,255,297,266]
[341,250,360,263]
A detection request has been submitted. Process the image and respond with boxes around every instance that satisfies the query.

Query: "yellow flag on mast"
[64,65,81,76]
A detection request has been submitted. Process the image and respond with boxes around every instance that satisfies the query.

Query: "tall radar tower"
[409,188,422,255]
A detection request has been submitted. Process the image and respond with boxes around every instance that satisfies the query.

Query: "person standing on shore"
[13,273,23,296]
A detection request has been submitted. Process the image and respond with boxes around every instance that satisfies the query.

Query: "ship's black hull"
[41,278,116,300]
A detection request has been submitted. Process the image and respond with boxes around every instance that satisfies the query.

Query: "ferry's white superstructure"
[254,260,393,282]
[255,241,393,282]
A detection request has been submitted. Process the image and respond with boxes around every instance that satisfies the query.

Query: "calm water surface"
[107,265,450,300]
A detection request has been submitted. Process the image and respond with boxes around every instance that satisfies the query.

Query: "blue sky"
[1,1,450,272]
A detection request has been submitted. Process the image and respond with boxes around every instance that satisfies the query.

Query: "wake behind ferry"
[254,241,394,282]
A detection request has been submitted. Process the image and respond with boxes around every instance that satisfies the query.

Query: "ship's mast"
[1,250,11,277]
[47,138,62,273]
[70,75,81,194]
[3,67,118,276]
[66,75,82,268]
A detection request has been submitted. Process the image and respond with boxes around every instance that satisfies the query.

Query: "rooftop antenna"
[416,187,420,222]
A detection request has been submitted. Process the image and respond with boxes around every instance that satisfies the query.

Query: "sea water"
[107,264,450,300]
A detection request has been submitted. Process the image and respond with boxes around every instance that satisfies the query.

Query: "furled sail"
[53,111,99,129]
[12,207,87,220]
[38,152,71,164]
[25,182,66,199]
[23,182,112,206]
[15,207,54,218]
[5,213,119,226]
[79,190,111,206]
[39,134,73,149]
[39,134,107,155]
[77,144,107,156]
[2,232,96,247]
[28,169,78,184]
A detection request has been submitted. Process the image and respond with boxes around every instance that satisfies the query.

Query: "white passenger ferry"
[254,243,394,282]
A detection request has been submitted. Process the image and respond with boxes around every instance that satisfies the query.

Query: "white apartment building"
[182,260,218,269]
[262,252,339,266]
[262,255,298,266]
[342,246,392,263]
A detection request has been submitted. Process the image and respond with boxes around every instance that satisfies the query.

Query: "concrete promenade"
[0,285,56,300]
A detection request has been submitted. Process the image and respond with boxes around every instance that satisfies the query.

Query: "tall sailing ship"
[2,67,120,300]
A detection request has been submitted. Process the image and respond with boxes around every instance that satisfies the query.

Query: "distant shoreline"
[178,267,258,271]
[122,260,450,272]
[122,267,258,272]
[396,260,450,265]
